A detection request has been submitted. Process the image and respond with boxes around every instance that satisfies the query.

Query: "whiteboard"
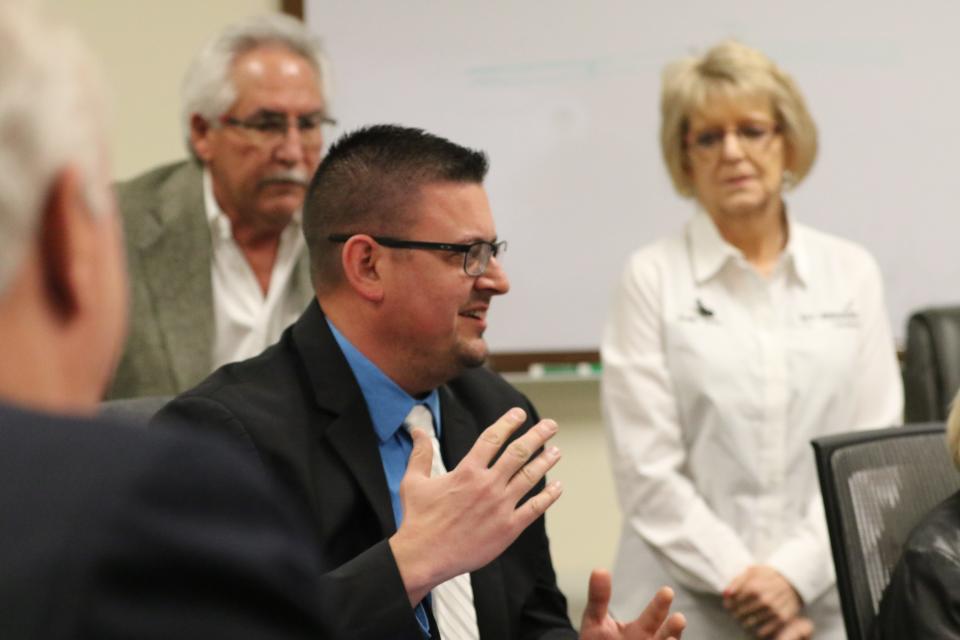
[307,0,960,352]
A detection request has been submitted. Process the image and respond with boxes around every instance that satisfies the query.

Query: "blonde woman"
[602,41,902,639]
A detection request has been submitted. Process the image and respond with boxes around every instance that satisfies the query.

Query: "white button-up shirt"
[601,209,903,636]
[204,170,307,369]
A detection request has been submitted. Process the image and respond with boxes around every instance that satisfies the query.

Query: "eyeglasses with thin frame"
[219,109,337,150]
[327,234,507,277]
[685,120,781,163]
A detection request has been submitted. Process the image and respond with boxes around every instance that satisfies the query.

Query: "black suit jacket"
[873,490,960,640]
[155,300,577,640]
[0,401,330,639]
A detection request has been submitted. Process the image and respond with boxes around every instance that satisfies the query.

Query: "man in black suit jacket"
[157,125,686,639]
[0,5,337,638]
[158,300,571,638]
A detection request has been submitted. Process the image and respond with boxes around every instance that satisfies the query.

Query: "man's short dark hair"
[302,124,489,290]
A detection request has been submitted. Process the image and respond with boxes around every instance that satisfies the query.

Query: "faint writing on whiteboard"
[466,56,650,86]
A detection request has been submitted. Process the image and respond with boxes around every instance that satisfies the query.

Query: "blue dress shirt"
[327,319,441,637]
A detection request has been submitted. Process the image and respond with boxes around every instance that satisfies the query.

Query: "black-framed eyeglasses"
[219,110,337,150]
[684,120,781,162]
[328,234,507,277]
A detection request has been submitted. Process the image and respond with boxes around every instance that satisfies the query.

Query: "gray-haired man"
[109,14,330,398]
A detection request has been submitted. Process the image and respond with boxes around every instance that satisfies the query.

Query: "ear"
[340,235,385,302]
[190,113,215,163]
[38,166,92,321]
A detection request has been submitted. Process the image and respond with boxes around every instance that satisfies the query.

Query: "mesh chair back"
[99,395,172,428]
[903,306,960,421]
[812,424,960,640]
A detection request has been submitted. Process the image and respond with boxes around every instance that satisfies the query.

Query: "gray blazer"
[107,160,313,399]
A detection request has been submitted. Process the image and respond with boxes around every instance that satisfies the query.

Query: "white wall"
[510,377,618,626]
[308,0,960,350]
[47,0,280,180]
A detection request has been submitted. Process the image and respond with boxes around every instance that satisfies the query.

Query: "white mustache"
[260,169,309,187]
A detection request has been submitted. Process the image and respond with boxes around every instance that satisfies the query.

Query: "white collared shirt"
[601,209,902,630]
[204,170,307,369]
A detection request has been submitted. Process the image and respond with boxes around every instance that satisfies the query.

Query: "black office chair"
[99,395,171,428]
[903,306,960,421]
[812,423,960,640]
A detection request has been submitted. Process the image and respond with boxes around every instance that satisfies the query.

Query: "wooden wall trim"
[280,0,304,19]
[487,351,600,373]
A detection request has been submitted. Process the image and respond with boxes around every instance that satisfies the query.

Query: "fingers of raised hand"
[492,418,558,480]
[514,479,562,531]
[658,612,686,640]
[582,569,614,625]
[632,585,675,634]
[470,408,527,466]
[506,442,561,499]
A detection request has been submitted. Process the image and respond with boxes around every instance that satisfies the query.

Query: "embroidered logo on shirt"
[799,301,861,328]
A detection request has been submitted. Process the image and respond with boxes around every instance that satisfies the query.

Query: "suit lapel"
[325,400,397,536]
[136,162,214,390]
[293,306,512,635]
[438,386,480,469]
[293,302,396,536]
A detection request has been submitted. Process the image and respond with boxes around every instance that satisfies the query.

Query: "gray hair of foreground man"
[0,2,109,296]
[302,124,489,292]
[180,13,327,154]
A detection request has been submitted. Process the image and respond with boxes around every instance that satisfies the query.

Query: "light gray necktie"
[403,404,481,640]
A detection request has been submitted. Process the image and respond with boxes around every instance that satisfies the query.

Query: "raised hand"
[580,569,685,640]
[389,407,563,604]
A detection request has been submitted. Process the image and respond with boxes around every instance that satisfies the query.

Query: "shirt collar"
[326,318,441,443]
[687,208,738,284]
[782,214,810,286]
[202,167,303,241]
[687,205,809,286]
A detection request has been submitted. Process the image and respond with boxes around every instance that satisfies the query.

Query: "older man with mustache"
[108,14,331,398]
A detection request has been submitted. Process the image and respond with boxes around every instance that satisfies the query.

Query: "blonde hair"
[660,40,818,197]
[946,390,960,469]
